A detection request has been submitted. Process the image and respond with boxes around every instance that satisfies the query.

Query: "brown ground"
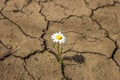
[0,0,120,80]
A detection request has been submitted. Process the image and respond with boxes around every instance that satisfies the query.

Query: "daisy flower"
[51,31,66,44]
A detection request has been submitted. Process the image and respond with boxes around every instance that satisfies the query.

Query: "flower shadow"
[63,54,85,64]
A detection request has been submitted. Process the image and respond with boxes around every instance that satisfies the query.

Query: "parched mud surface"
[0,0,120,80]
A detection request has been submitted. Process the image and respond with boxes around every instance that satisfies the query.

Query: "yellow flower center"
[56,35,62,40]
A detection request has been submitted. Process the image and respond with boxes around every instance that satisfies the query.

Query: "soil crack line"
[24,60,36,80]
[0,12,36,39]
[0,40,11,61]
[61,63,72,80]
[12,50,43,60]
[90,8,120,68]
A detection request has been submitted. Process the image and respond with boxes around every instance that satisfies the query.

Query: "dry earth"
[0,0,120,80]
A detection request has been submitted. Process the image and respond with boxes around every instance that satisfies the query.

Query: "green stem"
[57,42,62,65]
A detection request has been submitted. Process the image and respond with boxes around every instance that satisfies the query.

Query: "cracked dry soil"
[0,0,120,80]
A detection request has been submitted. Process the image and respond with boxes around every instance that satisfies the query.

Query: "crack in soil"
[0,12,37,39]
[0,52,11,61]
[8,54,36,80]
[87,0,120,10]
[90,2,120,68]
[39,2,88,22]
[0,40,12,61]
[0,1,39,39]
[12,50,43,60]
[107,41,120,68]
[24,60,36,80]
[0,0,120,79]
[61,63,72,80]
[0,40,9,50]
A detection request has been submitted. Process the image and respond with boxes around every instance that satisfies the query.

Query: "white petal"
[63,40,65,43]
[51,35,54,38]
[53,39,57,42]
[59,41,62,44]
[61,34,64,36]
[55,33,59,36]
[53,33,57,36]
[62,36,65,39]
[54,38,57,41]
[53,34,56,37]
[58,31,61,34]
